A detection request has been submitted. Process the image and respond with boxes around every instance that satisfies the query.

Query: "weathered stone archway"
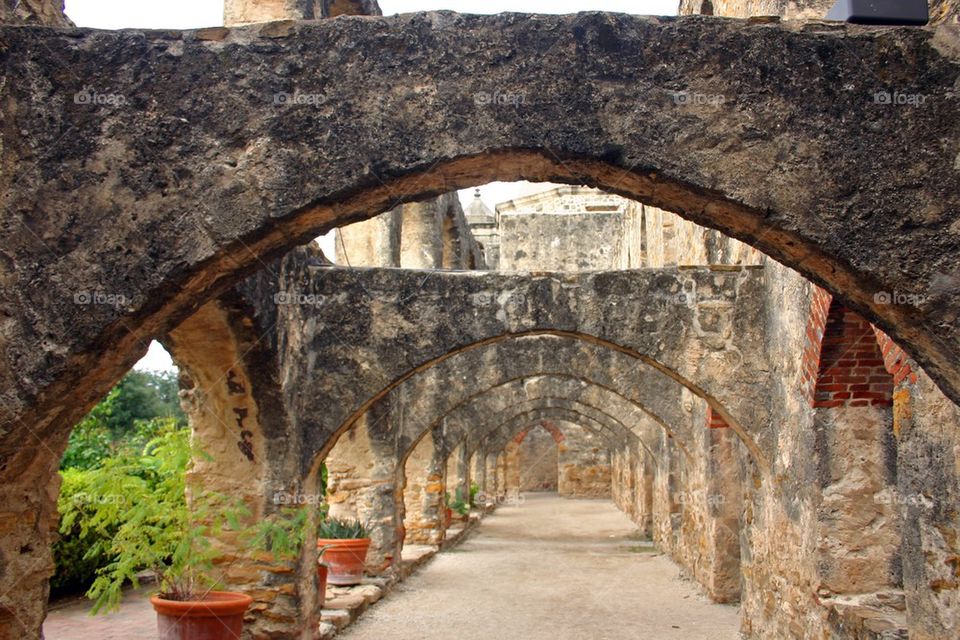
[3,15,960,485]
[4,11,960,639]
[277,262,769,479]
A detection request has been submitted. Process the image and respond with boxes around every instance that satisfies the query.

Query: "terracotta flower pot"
[150,591,253,640]
[317,562,329,609]
[317,538,371,586]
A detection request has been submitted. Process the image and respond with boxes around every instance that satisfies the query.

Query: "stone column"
[453,445,471,509]
[470,450,486,500]
[0,0,72,26]
[399,200,443,269]
[334,208,401,267]
[402,433,445,545]
[485,452,499,499]
[168,301,317,637]
[224,0,382,26]
[635,448,655,537]
[504,440,522,494]
[470,451,487,500]
[324,411,400,574]
[496,453,507,499]
[701,426,743,603]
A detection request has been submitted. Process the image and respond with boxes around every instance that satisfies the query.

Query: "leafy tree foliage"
[53,368,188,595]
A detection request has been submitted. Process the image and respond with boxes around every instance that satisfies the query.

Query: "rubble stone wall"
[557,421,611,499]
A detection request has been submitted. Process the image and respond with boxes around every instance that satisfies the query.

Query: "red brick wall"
[871,327,919,387]
[513,421,566,444]
[706,407,730,429]
[813,301,893,408]
[801,286,833,402]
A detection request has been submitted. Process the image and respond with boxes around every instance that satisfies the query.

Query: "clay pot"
[150,591,253,640]
[317,562,329,609]
[317,538,371,586]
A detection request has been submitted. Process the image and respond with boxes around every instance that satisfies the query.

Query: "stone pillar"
[0,0,72,26]
[402,433,445,545]
[454,445,471,508]
[504,441,522,494]
[470,450,485,499]
[485,452,499,499]
[496,453,507,499]
[324,412,400,574]
[167,301,318,637]
[653,431,681,555]
[334,209,401,267]
[635,448,655,537]
[0,445,62,640]
[896,371,960,639]
[399,200,443,269]
[701,426,744,603]
[557,422,611,498]
[224,0,382,26]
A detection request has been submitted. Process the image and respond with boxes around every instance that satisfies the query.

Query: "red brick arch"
[812,298,894,409]
[513,420,566,445]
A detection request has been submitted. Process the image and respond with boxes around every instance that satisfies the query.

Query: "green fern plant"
[75,423,314,612]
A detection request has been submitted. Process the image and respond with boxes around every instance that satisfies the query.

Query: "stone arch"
[472,404,639,457]
[275,260,769,479]
[5,17,960,484]
[514,420,566,446]
[399,396,648,550]
[428,375,688,459]
[5,14,960,635]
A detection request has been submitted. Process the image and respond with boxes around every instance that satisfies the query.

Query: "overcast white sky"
[67,0,679,371]
[64,1,679,29]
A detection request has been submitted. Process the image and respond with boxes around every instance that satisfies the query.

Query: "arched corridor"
[5,2,960,639]
[339,494,739,640]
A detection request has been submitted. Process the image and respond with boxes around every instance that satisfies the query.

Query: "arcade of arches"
[2,0,960,639]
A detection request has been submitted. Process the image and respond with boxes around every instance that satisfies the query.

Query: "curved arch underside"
[432,379,677,455]
[477,405,631,452]
[2,14,960,481]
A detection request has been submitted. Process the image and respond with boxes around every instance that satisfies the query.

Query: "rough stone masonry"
[2,1,960,639]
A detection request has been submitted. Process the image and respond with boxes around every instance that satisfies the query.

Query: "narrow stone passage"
[341,494,741,640]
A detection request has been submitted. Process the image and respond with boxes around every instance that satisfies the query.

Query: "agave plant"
[318,516,368,540]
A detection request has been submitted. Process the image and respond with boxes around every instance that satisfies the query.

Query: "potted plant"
[444,492,454,527]
[317,517,370,586]
[75,423,313,639]
[448,488,470,523]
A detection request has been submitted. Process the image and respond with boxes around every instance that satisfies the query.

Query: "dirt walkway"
[341,493,741,640]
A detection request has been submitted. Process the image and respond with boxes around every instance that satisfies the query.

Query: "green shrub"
[54,418,190,598]
[469,483,481,507]
[449,488,470,517]
[51,468,118,595]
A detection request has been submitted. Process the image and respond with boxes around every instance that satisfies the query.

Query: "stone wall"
[681,0,960,23]
[0,0,71,26]
[518,426,558,491]
[337,194,484,269]
[679,0,834,19]
[489,186,760,272]
[224,0,381,26]
[557,421,611,499]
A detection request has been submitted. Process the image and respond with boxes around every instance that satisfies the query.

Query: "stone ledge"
[823,591,908,640]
